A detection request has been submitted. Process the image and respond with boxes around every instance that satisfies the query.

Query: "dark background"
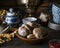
[0,0,60,8]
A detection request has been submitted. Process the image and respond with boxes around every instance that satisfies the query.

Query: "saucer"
[48,20,60,30]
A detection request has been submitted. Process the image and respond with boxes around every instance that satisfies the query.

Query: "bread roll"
[21,24,31,33]
[27,34,36,39]
[33,28,42,35]
[35,34,43,39]
[33,28,43,39]
[18,26,30,37]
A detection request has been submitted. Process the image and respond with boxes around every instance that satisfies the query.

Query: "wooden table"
[0,25,60,48]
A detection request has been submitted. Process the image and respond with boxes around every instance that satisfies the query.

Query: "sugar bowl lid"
[6,8,16,16]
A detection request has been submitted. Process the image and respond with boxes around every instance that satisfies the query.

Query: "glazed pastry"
[33,28,43,39]
[0,9,7,16]
[27,34,36,39]
[18,26,30,37]
[27,22,40,28]
[0,33,14,44]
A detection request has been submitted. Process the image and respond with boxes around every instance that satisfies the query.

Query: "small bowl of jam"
[49,39,60,48]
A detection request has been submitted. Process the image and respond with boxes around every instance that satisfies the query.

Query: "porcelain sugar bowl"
[4,8,20,26]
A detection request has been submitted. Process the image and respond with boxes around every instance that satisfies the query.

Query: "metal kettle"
[18,0,42,6]
[18,0,42,17]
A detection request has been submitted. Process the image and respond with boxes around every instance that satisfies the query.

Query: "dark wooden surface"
[0,37,48,48]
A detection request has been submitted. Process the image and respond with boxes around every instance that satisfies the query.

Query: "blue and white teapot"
[5,8,19,25]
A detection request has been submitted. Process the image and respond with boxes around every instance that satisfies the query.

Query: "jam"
[49,39,60,48]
